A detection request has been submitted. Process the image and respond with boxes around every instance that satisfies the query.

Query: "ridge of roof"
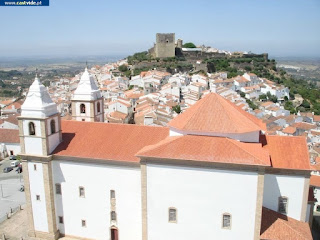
[168,93,266,134]
[136,135,270,167]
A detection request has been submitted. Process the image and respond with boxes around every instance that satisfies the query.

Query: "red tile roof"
[261,135,310,170]
[53,120,169,162]
[136,135,270,166]
[260,207,312,240]
[168,93,266,134]
[310,175,320,188]
[282,126,296,134]
[292,122,316,131]
[0,129,20,143]
[314,115,320,122]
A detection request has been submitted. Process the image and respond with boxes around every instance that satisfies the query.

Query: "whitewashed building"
[19,75,313,240]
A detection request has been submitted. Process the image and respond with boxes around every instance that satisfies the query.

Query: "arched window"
[50,119,56,134]
[97,102,101,113]
[29,122,35,135]
[80,104,86,113]
[222,213,231,229]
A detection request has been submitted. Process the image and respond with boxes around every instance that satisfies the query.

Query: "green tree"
[172,105,182,114]
[259,94,267,101]
[183,42,196,48]
[301,99,310,109]
[118,65,128,72]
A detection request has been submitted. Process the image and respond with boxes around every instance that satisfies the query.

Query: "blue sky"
[0,0,319,58]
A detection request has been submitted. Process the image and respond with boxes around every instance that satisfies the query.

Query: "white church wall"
[48,133,60,154]
[169,128,260,143]
[263,174,306,221]
[52,160,142,240]
[24,137,43,155]
[28,162,49,232]
[146,164,259,240]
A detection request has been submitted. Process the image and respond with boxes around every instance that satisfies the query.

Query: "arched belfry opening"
[80,104,86,113]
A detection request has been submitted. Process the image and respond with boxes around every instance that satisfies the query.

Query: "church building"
[18,73,313,240]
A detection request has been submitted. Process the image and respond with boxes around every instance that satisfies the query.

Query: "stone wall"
[155,33,175,58]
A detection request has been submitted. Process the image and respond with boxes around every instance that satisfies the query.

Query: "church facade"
[18,71,313,240]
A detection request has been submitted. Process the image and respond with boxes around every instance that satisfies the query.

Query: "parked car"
[11,160,20,167]
[9,155,16,160]
[3,167,13,173]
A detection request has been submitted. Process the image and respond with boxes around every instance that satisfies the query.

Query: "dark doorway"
[111,228,118,240]
[10,151,14,155]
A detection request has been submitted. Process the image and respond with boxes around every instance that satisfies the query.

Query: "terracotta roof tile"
[53,121,169,162]
[314,115,320,122]
[168,93,266,134]
[0,129,20,143]
[260,207,312,240]
[282,126,296,134]
[310,175,320,188]
[261,135,310,170]
[137,135,270,166]
[292,122,316,131]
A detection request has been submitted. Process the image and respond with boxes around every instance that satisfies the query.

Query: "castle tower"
[18,75,61,239]
[155,33,175,58]
[71,67,104,122]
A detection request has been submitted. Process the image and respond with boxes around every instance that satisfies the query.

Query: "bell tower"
[71,67,104,122]
[18,74,61,240]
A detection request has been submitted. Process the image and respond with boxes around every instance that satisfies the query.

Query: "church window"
[222,213,231,229]
[59,216,64,224]
[56,184,61,195]
[80,104,86,113]
[168,208,177,223]
[110,190,115,199]
[97,102,101,113]
[111,211,117,221]
[36,195,40,201]
[79,186,85,197]
[81,220,86,227]
[50,119,56,134]
[29,122,36,135]
[278,196,288,214]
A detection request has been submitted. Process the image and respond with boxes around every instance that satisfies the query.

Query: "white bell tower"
[19,74,62,155]
[18,74,61,240]
[71,67,104,122]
